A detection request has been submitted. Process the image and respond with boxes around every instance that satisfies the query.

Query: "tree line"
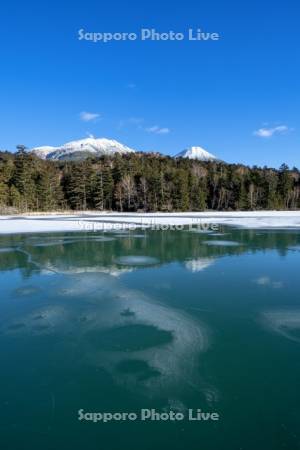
[0,148,299,212]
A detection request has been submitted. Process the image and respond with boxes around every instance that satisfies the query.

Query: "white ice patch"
[185,258,215,272]
[90,237,116,242]
[189,229,214,234]
[254,277,283,289]
[2,211,300,234]
[43,264,133,277]
[0,247,16,253]
[85,287,213,399]
[115,256,159,266]
[203,240,240,247]
[32,240,73,247]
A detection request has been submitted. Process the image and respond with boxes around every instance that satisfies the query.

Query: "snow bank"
[0,211,300,234]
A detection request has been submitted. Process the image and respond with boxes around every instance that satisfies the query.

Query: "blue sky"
[0,0,299,167]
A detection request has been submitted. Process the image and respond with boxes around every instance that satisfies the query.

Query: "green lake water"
[0,227,300,450]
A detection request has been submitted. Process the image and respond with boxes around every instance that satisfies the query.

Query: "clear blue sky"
[0,0,299,168]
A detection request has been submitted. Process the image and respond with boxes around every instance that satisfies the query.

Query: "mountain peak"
[30,138,220,163]
[175,146,217,161]
[31,137,136,160]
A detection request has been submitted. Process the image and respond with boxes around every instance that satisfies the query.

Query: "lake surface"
[1,227,300,450]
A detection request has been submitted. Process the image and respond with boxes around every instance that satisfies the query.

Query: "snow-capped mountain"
[30,138,220,162]
[31,138,136,160]
[175,146,217,161]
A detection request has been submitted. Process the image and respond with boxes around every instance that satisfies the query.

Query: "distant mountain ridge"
[30,138,219,162]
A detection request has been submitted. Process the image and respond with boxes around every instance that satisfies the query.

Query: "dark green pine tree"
[0,148,299,213]
[173,169,190,211]
[36,163,63,211]
[12,147,37,211]
[0,156,13,208]
[92,164,114,211]
[65,161,93,210]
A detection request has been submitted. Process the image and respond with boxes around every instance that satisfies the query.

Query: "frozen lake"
[1,227,300,449]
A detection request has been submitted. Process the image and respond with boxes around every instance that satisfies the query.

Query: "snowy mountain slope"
[175,146,217,161]
[31,146,58,159]
[31,138,136,160]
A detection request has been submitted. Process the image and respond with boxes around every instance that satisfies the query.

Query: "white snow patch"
[31,137,136,160]
[175,146,217,161]
[1,211,300,234]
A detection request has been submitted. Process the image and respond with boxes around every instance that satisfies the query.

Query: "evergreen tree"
[12,148,37,211]
[0,150,299,213]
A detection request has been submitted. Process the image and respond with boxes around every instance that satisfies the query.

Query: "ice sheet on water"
[63,236,116,242]
[3,305,69,336]
[189,229,214,234]
[203,240,240,246]
[261,310,300,343]
[185,258,215,272]
[288,245,300,252]
[82,285,212,399]
[115,255,160,266]
[43,264,132,277]
[109,229,131,234]
[13,285,42,296]
[163,399,187,415]
[90,237,116,242]
[114,233,147,239]
[87,324,174,352]
[254,277,283,289]
[32,240,73,247]
[54,273,117,298]
[2,269,215,400]
[27,235,115,247]
[120,308,135,317]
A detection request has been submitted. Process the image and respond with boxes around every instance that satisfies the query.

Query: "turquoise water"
[1,228,300,450]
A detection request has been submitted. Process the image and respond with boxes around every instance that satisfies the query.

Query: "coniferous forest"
[0,148,299,213]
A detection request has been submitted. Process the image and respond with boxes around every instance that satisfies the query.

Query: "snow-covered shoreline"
[1,211,300,234]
